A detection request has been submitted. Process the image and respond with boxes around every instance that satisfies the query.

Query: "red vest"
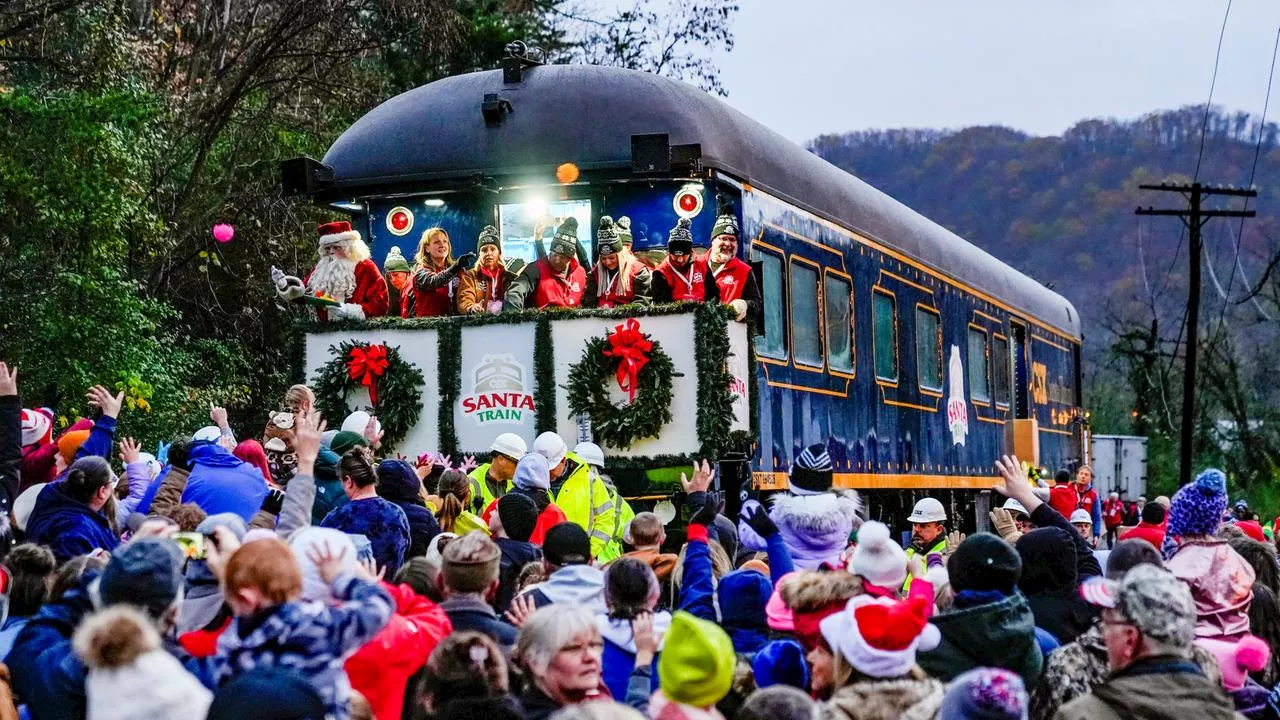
[594,261,645,308]
[410,262,458,318]
[657,257,710,301]
[532,257,586,308]
[712,257,752,303]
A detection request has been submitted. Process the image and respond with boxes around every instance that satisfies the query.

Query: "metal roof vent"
[501,40,545,84]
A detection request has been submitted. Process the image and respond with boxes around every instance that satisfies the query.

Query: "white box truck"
[1091,435,1148,499]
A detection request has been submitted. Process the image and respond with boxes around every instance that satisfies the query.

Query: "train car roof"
[322,63,1081,339]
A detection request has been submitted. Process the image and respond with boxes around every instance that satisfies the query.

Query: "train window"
[993,335,1011,406]
[752,248,787,359]
[873,289,898,382]
[824,273,853,373]
[915,306,942,392]
[968,326,991,403]
[497,198,594,265]
[790,260,822,367]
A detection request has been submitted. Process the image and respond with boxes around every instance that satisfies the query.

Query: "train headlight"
[674,185,704,218]
[387,207,414,236]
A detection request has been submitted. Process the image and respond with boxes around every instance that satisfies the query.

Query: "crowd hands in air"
[0,360,1276,719]
[272,208,762,326]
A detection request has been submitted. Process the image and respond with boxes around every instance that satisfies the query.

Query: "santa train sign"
[300,305,752,463]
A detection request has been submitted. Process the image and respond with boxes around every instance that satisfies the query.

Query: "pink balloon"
[212,223,234,243]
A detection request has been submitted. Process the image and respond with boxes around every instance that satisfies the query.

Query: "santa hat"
[790,443,834,495]
[317,220,361,248]
[21,408,53,448]
[850,521,907,588]
[820,594,940,679]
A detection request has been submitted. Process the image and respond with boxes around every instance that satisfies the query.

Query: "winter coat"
[1231,678,1270,720]
[321,497,411,577]
[1029,503,1103,580]
[625,548,679,585]
[1048,482,1101,537]
[457,263,516,313]
[520,681,613,720]
[212,573,394,720]
[310,448,349,525]
[917,591,1043,686]
[1015,527,1099,644]
[825,677,946,720]
[494,537,541,614]
[520,564,607,614]
[1054,656,1240,720]
[1167,538,1255,640]
[737,492,860,570]
[504,256,587,310]
[1120,522,1167,550]
[0,616,31,661]
[718,570,772,655]
[181,443,269,522]
[310,257,390,321]
[25,480,119,563]
[438,596,518,648]
[345,583,451,720]
[376,460,440,558]
[678,524,716,622]
[598,612,671,701]
[1030,621,1223,720]
[1103,499,1125,529]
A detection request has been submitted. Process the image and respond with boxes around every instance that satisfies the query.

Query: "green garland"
[311,340,425,449]
[437,323,462,458]
[534,315,556,435]
[694,303,740,459]
[565,326,681,450]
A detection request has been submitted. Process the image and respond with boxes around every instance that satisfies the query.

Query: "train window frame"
[823,269,854,377]
[750,243,788,362]
[872,287,899,385]
[788,256,824,372]
[914,304,943,395]
[993,333,1011,408]
[968,324,992,406]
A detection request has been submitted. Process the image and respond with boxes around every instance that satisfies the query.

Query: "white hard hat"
[1001,498,1029,517]
[191,426,222,443]
[1070,509,1092,525]
[573,442,605,468]
[533,432,567,469]
[490,433,528,459]
[14,483,46,532]
[907,497,947,524]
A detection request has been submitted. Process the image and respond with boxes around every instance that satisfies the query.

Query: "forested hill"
[807,107,1280,344]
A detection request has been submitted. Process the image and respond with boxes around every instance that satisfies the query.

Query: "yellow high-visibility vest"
[554,453,622,562]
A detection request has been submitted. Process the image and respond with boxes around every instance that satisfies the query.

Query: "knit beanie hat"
[478,225,501,251]
[597,215,620,253]
[383,246,411,274]
[751,638,809,690]
[497,492,538,542]
[659,611,735,708]
[820,594,941,679]
[850,521,908,588]
[1199,636,1271,692]
[938,667,1029,720]
[206,667,325,720]
[442,531,501,594]
[789,443,834,495]
[543,522,591,566]
[58,429,90,465]
[98,539,185,619]
[947,533,1022,595]
[718,569,772,631]
[328,430,368,458]
[514,453,551,491]
[74,605,213,720]
[1168,468,1228,537]
[550,217,578,258]
[667,217,694,254]
[20,408,52,448]
[617,216,634,246]
[710,196,739,240]
[288,527,357,602]
[765,572,799,631]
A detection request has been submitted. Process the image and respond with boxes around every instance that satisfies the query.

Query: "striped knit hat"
[790,443,833,495]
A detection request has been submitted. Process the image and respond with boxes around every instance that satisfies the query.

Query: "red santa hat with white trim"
[21,408,53,448]
[317,220,361,248]
[819,594,940,679]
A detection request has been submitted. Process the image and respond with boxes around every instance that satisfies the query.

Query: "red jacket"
[307,258,390,321]
[1119,522,1167,550]
[532,257,587,308]
[346,582,452,720]
[1049,483,1098,524]
[482,497,567,546]
[1102,498,1125,529]
[408,260,461,318]
[712,256,752,302]
[655,256,712,301]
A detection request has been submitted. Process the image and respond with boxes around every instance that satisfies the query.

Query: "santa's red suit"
[276,220,389,321]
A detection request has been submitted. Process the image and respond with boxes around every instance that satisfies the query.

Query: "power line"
[1194,0,1234,182]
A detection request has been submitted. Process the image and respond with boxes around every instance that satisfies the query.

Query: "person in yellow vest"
[903,497,949,591]
[571,441,633,564]
[468,433,527,513]
[532,432,618,562]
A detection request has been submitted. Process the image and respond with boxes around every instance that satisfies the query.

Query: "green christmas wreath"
[566,319,682,449]
[312,340,425,449]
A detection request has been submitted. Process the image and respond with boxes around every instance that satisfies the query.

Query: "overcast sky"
[714,0,1280,144]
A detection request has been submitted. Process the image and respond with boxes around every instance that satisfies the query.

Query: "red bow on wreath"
[603,319,653,402]
[347,344,389,405]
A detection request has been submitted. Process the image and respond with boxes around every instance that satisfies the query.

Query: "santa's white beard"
[308,255,358,301]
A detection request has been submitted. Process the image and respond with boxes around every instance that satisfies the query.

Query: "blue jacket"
[598,612,671,701]
[74,415,116,463]
[181,443,269,521]
[718,569,772,655]
[678,524,715,622]
[25,481,119,563]
[310,449,348,525]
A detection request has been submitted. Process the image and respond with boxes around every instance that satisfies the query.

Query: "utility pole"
[1136,183,1256,486]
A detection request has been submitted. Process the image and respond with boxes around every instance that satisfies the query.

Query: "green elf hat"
[478,225,501,251]
[383,246,411,274]
[667,217,694,254]
[550,217,578,258]
[616,216,634,246]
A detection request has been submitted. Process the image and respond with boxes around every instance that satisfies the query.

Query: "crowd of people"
[2,359,1280,719]
[273,204,762,326]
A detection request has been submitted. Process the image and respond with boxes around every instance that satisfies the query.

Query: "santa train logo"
[462,354,536,425]
[946,345,969,447]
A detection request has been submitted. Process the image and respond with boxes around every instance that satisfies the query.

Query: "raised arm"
[995,455,1100,580]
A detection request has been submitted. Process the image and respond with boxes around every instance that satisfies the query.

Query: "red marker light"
[387,207,414,236]
[673,186,704,218]
[679,194,698,212]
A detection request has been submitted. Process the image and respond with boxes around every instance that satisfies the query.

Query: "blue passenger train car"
[286,51,1084,527]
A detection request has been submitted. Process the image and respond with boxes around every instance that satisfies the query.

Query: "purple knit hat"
[938,668,1027,720]
[1167,468,1228,538]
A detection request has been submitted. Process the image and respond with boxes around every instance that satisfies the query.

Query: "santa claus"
[273,220,389,321]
